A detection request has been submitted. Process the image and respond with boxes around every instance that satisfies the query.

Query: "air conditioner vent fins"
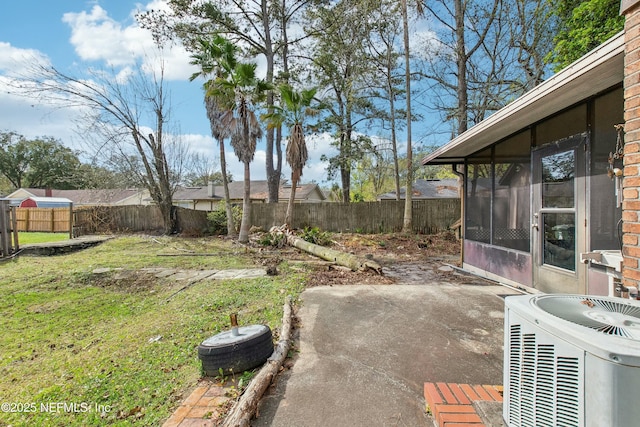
[533,295,640,339]
[508,323,581,427]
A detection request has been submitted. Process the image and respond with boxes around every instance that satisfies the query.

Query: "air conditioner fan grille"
[533,295,640,339]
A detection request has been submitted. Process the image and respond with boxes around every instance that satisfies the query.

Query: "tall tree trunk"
[387,44,401,201]
[146,132,176,235]
[276,126,283,183]
[219,138,236,237]
[284,174,298,226]
[239,160,251,243]
[455,0,468,135]
[266,110,278,202]
[340,129,351,203]
[262,0,280,203]
[158,200,176,235]
[401,0,413,233]
[340,166,351,203]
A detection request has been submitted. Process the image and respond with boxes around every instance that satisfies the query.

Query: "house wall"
[194,200,217,211]
[622,0,640,291]
[116,190,152,206]
[5,189,33,201]
[303,187,326,202]
[463,240,533,288]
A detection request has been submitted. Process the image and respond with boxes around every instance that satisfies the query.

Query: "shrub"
[298,226,332,246]
[207,203,242,235]
[257,231,287,248]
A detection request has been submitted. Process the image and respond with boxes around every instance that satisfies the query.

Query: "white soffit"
[423,31,625,164]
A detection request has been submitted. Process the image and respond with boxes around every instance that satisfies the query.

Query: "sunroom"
[422,32,625,295]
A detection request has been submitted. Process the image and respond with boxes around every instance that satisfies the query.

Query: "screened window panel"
[466,149,492,243]
[493,131,531,252]
[591,88,623,251]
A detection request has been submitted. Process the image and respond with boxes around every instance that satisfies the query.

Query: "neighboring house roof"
[422,31,624,165]
[214,181,267,201]
[173,181,326,202]
[6,188,151,206]
[253,183,326,202]
[378,179,460,200]
[172,187,223,202]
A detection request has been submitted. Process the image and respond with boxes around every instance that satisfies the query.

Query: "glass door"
[532,134,587,293]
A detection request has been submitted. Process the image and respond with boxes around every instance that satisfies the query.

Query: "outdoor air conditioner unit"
[503,294,640,427]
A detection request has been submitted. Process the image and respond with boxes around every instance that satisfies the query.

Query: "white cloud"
[62,6,147,66]
[0,47,86,149]
[62,4,197,81]
[413,29,443,60]
[303,160,331,184]
[182,131,336,185]
[136,0,172,13]
[300,132,337,184]
[182,133,216,155]
[0,42,51,75]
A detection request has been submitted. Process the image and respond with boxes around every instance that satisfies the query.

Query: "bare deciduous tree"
[14,61,182,234]
[420,0,553,138]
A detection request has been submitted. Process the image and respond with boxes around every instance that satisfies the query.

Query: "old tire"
[198,325,274,376]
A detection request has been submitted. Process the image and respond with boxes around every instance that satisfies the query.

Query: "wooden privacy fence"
[15,207,73,234]
[73,206,208,236]
[71,199,459,236]
[250,199,461,234]
[74,205,165,235]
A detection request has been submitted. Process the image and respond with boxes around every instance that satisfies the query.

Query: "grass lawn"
[18,232,71,245]
[0,235,308,426]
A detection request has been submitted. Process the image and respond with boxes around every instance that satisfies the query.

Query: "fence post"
[68,203,73,238]
[11,206,18,251]
[0,200,8,257]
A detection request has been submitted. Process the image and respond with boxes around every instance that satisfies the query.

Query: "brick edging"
[424,382,503,427]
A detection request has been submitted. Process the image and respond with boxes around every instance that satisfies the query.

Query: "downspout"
[452,164,465,266]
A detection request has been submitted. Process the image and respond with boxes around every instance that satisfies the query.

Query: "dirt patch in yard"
[251,231,464,287]
[89,269,163,293]
[328,231,460,263]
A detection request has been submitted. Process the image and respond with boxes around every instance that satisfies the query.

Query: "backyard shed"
[19,196,73,208]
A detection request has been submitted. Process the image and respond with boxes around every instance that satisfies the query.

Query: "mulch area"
[251,231,461,287]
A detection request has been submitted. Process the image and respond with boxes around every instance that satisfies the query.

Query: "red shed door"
[19,198,37,208]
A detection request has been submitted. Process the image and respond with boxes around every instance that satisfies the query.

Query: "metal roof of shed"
[422,32,625,165]
[24,196,73,204]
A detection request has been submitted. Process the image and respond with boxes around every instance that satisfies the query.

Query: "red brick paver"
[162,380,232,427]
[424,382,503,427]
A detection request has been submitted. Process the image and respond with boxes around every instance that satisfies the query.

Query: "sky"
[0,0,342,186]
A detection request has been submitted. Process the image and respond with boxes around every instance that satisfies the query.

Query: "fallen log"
[286,234,383,274]
[221,296,293,427]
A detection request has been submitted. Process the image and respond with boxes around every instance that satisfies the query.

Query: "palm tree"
[189,36,238,237]
[264,84,318,226]
[210,61,271,243]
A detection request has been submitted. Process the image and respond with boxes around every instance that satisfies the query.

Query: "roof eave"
[422,31,625,165]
